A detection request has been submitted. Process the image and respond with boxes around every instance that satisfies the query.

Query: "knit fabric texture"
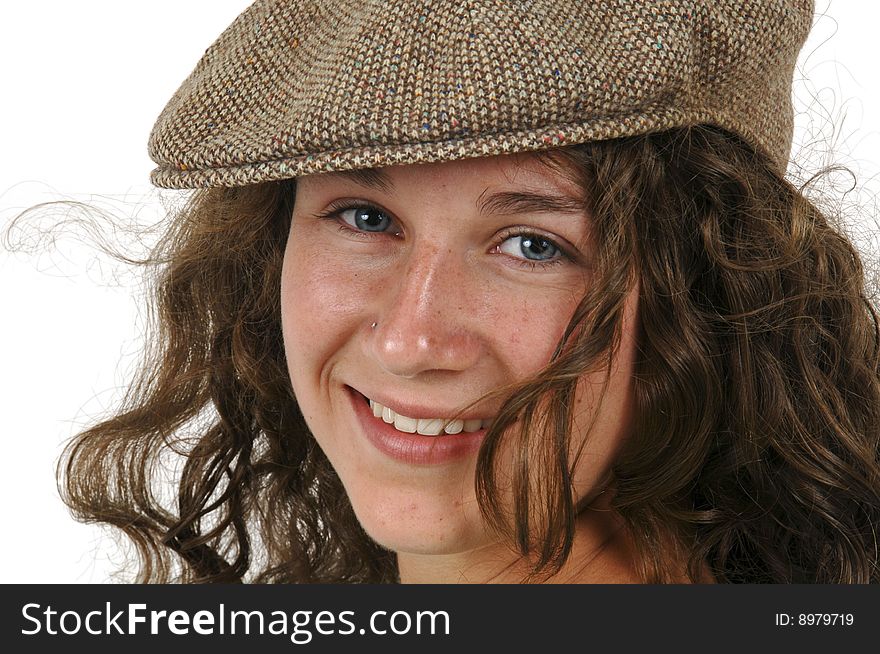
[148,0,814,188]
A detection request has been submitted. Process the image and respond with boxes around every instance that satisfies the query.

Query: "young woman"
[60,0,880,583]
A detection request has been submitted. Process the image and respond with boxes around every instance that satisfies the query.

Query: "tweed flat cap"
[148,0,814,188]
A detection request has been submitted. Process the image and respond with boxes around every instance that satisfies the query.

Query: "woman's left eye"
[497,234,562,262]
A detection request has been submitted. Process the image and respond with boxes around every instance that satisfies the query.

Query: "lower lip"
[348,388,487,465]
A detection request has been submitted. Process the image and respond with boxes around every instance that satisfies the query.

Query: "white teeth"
[366,398,491,437]
[416,418,444,436]
[444,419,464,434]
[393,414,418,433]
[463,419,482,432]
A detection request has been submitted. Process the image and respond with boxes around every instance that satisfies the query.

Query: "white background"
[1,1,879,582]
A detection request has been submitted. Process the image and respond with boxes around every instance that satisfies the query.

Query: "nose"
[368,244,483,378]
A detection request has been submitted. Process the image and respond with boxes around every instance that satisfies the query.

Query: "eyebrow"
[333,168,585,216]
[335,168,395,194]
[476,189,585,216]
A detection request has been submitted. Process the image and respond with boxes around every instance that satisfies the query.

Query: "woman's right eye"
[338,205,397,233]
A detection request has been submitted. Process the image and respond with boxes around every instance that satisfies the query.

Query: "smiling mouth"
[352,391,493,436]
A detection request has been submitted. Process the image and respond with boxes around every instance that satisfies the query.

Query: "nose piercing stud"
[370,322,378,329]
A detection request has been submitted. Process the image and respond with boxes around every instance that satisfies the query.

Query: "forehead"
[298,152,584,199]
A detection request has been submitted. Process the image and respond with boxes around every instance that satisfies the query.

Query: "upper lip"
[348,386,496,420]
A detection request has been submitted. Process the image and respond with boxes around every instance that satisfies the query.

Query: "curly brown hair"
[58,125,880,583]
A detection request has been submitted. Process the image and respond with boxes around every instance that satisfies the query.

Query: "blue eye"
[498,234,561,261]
[341,206,394,232]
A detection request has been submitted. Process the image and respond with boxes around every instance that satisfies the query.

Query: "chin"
[362,524,489,557]
[345,488,491,556]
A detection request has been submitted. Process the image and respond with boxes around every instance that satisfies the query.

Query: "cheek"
[283,237,366,332]
[569,283,640,497]
[487,287,585,378]
[281,222,384,332]
[279,224,373,398]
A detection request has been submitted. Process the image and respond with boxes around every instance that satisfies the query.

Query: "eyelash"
[315,200,573,270]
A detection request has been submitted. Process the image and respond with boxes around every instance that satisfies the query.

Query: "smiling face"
[280,153,639,573]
